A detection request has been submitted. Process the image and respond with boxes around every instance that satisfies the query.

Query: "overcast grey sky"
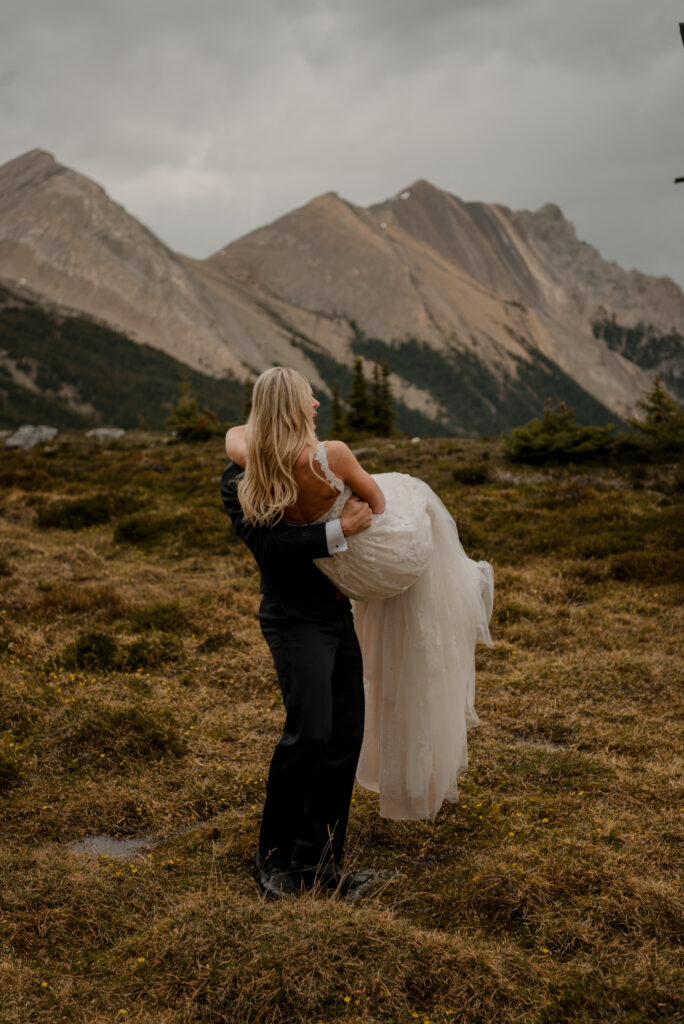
[2,0,683,285]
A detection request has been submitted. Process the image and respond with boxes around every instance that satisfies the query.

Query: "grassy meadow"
[0,433,682,1024]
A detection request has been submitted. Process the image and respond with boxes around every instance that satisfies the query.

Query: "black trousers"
[257,594,365,870]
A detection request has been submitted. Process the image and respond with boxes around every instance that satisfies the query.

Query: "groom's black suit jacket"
[220,462,342,611]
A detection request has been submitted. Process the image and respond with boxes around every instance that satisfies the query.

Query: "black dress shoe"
[254,852,297,899]
[336,868,379,899]
[291,860,378,898]
[291,859,340,890]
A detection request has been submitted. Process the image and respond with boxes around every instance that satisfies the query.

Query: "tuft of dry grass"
[0,433,682,1023]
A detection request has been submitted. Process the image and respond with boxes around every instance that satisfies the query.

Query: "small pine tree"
[330,380,345,435]
[370,361,383,434]
[377,356,395,437]
[165,375,220,441]
[628,375,684,438]
[242,378,254,420]
[622,375,684,458]
[346,358,370,433]
[540,397,575,432]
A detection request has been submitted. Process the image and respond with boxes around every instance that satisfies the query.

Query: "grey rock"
[85,427,126,439]
[5,424,58,449]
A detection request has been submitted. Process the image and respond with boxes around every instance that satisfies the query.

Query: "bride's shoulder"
[323,439,351,467]
[225,425,247,466]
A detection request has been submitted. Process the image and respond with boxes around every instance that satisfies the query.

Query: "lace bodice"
[311,441,352,523]
[313,466,435,602]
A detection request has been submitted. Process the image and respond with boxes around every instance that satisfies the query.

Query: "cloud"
[1,0,683,285]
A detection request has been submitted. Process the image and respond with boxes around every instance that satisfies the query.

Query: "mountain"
[0,281,244,430]
[0,149,304,379]
[211,180,682,421]
[1,149,682,435]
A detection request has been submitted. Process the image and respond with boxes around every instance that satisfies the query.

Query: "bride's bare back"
[285,445,341,524]
[224,427,385,524]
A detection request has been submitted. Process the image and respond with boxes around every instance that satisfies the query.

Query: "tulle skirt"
[314,472,494,820]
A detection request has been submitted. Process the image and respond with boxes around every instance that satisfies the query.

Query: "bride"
[226,367,493,820]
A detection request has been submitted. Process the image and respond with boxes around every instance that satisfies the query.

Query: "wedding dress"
[311,441,494,821]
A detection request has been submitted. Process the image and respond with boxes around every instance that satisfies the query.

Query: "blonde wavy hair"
[237,366,325,526]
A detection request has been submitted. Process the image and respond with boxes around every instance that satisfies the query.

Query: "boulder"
[4,425,58,449]
[85,427,126,440]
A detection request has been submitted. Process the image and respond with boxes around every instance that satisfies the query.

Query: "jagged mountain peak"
[532,201,566,220]
[0,148,65,192]
[1,149,680,433]
[391,179,444,199]
[0,147,128,222]
[3,148,58,171]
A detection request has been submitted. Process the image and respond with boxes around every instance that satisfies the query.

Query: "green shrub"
[514,749,611,791]
[506,381,684,465]
[59,703,187,760]
[37,491,143,530]
[113,512,181,548]
[129,601,188,633]
[452,463,489,485]
[0,624,15,655]
[60,630,119,671]
[115,507,238,554]
[198,631,240,653]
[0,745,22,791]
[59,628,183,672]
[609,549,684,585]
[119,635,182,670]
[505,399,616,464]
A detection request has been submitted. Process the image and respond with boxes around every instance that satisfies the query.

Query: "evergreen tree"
[377,356,395,436]
[370,360,383,434]
[346,358,370,433]
[628,375,684,437]
[242,377,254,420]
[624,375,684,456]
[165,375,220,440]
[330,380,345,435]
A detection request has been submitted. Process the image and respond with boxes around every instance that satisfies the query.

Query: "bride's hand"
[340,496,373,536]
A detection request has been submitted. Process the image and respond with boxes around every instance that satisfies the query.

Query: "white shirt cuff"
[325,518,348,554]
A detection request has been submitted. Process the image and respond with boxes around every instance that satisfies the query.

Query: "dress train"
[312,446,493,820]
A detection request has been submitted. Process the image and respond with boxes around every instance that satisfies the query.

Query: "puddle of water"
[65,821,219,861]
[67,834,157,860]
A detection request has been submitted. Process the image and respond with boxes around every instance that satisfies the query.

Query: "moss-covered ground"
[0,433,681,1023]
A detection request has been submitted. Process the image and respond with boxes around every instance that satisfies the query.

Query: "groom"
[220,461,372,898]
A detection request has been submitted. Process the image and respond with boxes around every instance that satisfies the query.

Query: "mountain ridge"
[1,148,681,434]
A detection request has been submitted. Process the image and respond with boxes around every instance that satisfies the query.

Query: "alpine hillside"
[1,149,682,434]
